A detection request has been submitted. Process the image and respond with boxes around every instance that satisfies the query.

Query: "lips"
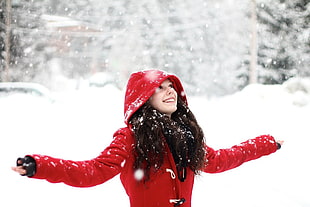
[163,97,175,103]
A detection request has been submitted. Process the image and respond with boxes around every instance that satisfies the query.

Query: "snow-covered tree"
[0,0,54,82]
[256,0,310,84]
[99,0,251,96]
[0,0,23,82]
[0,1,8,80]
[6,0,309,96]
[38,0,251,96]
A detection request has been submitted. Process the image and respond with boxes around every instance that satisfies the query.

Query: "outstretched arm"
[12,127,134,187]
[204,135,281,173]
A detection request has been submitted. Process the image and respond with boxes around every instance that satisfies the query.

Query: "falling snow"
[134,169,144,181]
[1,78,310,207]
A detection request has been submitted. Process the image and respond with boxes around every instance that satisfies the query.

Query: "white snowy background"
[1,77,310,207]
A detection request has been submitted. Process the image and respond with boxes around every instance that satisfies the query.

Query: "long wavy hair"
[129,97,206,181]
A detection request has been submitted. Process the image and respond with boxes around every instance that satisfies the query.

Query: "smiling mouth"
[163,97,175,103]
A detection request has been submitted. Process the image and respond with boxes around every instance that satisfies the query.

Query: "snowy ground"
[1,78,310,207]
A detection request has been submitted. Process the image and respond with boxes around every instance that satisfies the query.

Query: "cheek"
[149,94,161,109]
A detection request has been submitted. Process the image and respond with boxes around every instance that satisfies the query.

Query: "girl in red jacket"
[13,69,283,207]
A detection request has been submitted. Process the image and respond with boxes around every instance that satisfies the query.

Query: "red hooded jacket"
[29,69,278,207]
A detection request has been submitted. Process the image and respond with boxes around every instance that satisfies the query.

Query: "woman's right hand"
[11,156,36,177]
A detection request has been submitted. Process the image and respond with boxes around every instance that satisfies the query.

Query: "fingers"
[277,140,284,145]
[17,159,23,165]
[13,157,27,175]
[11,166,27,175]
[13,156,37,177]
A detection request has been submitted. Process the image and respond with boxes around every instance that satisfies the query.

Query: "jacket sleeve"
[28,127,133,187]
[203,135,278,173]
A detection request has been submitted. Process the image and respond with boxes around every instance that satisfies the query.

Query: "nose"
[166,87,174,94]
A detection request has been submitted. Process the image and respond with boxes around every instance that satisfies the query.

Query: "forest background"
[0,0,309,96]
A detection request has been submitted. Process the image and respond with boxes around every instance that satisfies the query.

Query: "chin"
[169,107,177,114]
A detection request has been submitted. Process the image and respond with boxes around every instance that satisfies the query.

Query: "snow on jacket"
[28,69,278,207]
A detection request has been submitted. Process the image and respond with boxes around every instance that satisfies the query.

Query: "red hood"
[124,69,187,125]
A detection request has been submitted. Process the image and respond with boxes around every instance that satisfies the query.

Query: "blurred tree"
[1,0,252,95]
[103,0,250,96]
[1,0,52,82]
[256,0,310,84]
[4,0,308,95]
[0,1,7,80]
[0,0,15,82]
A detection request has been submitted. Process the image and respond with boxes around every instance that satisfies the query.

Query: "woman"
[12,69,283,207]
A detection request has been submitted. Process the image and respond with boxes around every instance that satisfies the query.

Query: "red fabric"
[28,70,278,207]
[124,69,187,125]
[30,128,277,207]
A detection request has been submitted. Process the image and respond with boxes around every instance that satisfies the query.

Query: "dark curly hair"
[129,97,206,181]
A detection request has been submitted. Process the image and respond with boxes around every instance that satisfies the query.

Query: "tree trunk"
[249,0,257,84]
[4,0,11,82]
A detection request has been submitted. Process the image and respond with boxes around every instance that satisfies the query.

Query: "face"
[149,79,178,117]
